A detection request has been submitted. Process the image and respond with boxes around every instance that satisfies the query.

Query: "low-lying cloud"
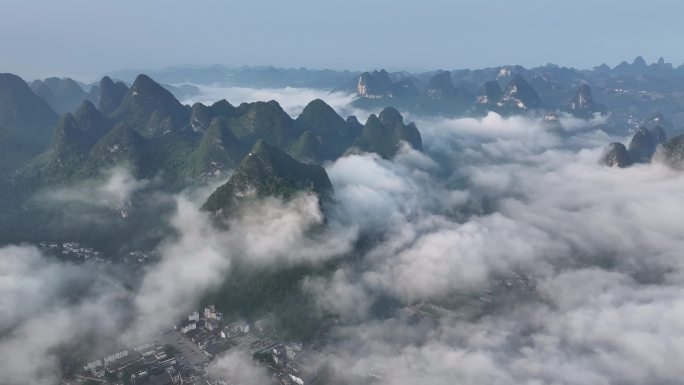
[39,167,150,211]
[0,246,127,384]
[180,84,363,118]
[302,112,684,385]
[129,193,356,340]
[3,91,684,385]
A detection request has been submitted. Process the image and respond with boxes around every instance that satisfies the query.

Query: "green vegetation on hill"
[97,76,129,115]
[187,118,244,177]
[190,99,237,132]
[292,99,363,161]
[355,107,423,158]
[203,260,341,341]
[229,101,296,146]
[80,126,198,182]
[74,100,112,140]
[110,74,191,137]
[202,140,333,212]
[0,125,28,175]
[5,73,423,197]
[287,130,325,162]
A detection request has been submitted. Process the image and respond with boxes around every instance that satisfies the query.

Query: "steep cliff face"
[661,134,684,170]
[599,142,631,168]
[570,84,596,117]
[497,75,541,111]
[628,127,658,163]
[476,81,503,106]
[357,70,394,99]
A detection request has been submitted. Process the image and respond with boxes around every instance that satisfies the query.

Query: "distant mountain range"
[104,56,684,89]
[2,58,684,247]
[107,65,358,90]
[13,55,684,128]
[3,56,684,208]
[349,57,684,118]
[95,57,684,123]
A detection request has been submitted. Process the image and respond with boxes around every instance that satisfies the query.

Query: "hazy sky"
[2,0,684,80]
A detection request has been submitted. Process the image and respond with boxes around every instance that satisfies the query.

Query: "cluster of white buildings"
[177,305,234,336]
[103,350,129,365]
[83,360,102,372]
[82,348,139,378]
[204,305,221,320]
[132,343,154,352]
[39,241,102,260]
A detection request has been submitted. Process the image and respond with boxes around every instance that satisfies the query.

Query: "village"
[38,242,154,265]
[65,305,317,385]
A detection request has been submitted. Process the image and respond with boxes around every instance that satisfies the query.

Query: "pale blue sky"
[2,0,683,79]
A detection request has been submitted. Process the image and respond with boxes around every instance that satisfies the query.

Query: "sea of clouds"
[2,86,684,384]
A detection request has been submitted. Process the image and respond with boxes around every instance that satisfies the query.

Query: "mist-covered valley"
[2,55,684,385]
